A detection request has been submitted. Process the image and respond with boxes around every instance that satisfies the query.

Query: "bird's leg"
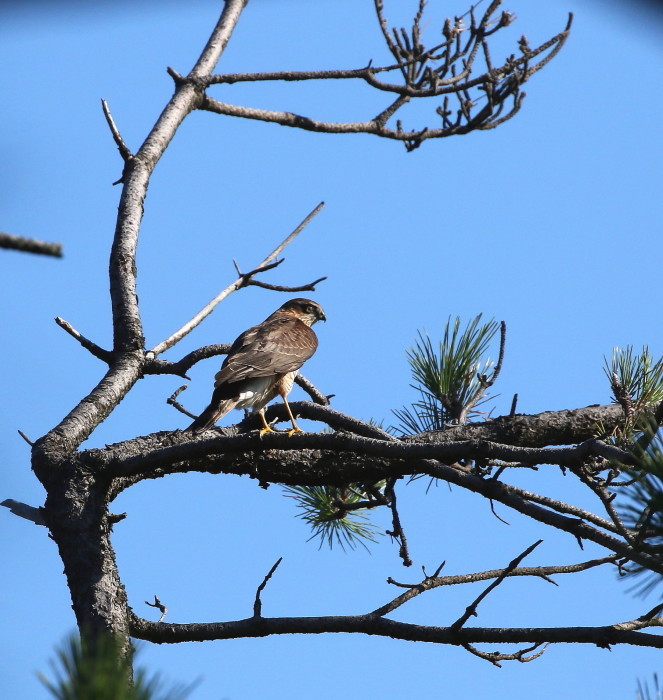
[282,395,303,435]
[258,410,275,436]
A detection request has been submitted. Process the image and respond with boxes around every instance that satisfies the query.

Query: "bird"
[186,298,326,434]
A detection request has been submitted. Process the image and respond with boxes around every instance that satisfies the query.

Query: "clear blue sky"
[1,1,662,698]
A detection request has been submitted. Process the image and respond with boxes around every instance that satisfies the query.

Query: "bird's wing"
[214,317,318,388]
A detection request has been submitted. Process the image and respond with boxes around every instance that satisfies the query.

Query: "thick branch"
[35,0,250,459]
[409,402,649,448]
[109,0,249,354]
[92,424,662,573]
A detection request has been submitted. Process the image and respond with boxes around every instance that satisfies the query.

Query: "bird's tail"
[186,398,237,433]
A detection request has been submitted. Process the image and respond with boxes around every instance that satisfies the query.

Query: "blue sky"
[1,1,662,698]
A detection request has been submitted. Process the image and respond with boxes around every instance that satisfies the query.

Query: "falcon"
[187,298,326,434]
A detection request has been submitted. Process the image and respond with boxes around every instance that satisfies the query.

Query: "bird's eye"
[305,304,313,313]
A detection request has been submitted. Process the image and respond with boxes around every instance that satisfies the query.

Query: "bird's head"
[278,298,326,326]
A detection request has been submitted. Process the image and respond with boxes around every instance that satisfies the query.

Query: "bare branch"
[380,555,618,615]
[17,430,34,446]
[146,344,231,378]
[253,558,283,618]
[55,317,112,363]
[33,0,251,472]
[148,202,325,358]
[458,320,506,424]
[293,375,331,406]
[166,385,196,419]
[129,610,663,650]
[245,275,327,293]
[198,6,572,152]
[385,479,412,567]
[450,540,542,631]
[461,641,547,667]
[0,231,62,258]
[101,98,133,163]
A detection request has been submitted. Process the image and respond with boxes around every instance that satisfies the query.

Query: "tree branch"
[409,402,651,448]
[198,6,572,153]
[54,317,112,363]
[101,98,133,164]
[377,555,619,616]
[450,540,542,631]
[147,201,325,358]
[129,611,663,649]
[253,558,283,618]
[0,232,62,257]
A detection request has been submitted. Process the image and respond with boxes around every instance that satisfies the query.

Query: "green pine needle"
[604,346,663,412]
[637,674,662,700]
[393,314,499,434]
[614,418,663,598]
[39,632,195,700]
[283,484,384,551]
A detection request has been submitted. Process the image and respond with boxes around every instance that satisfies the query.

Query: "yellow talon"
[287,427,304,436]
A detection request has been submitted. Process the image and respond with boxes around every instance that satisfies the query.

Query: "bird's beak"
[318,309,327,322]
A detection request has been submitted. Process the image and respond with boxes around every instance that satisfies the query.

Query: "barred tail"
[186,397,237,433]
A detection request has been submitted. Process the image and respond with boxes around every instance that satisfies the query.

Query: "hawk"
[187,298,326,434]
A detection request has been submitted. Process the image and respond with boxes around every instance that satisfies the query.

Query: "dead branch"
[55,317,112,363]
[458,321,506,424]
[461,641,547,667]
[450,541,542,632]
[385,478,412,567]
[129,609,663,650]
[101,98,133,164]
[253,558,283,618]
[148,201,325,358]
[199,5,572,151]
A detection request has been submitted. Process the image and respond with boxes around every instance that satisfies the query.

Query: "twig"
[148,202,325,358]
[489,499,510,525]
[101,99,133,162]
[166,385,196,418]
[17,430,34,446]
[145,595,168,623]
[54,317,112,363]
[458,320,506,424]
[146,343,231,377]
[294,375,330,406]
[384,479,412,567]
[450,540,542,632]
[199,6,571,151]
[510,393,518,416]
[0,232,62,258]
[253,557,283,617]
[378,555,617,617]
[461,640,547,667]
[245,276,327,292]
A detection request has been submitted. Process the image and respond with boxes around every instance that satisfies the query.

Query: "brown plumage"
[187,298,326,434]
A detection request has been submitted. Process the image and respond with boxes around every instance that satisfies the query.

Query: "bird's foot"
[287,427,304,436]
[259,425,276,437]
